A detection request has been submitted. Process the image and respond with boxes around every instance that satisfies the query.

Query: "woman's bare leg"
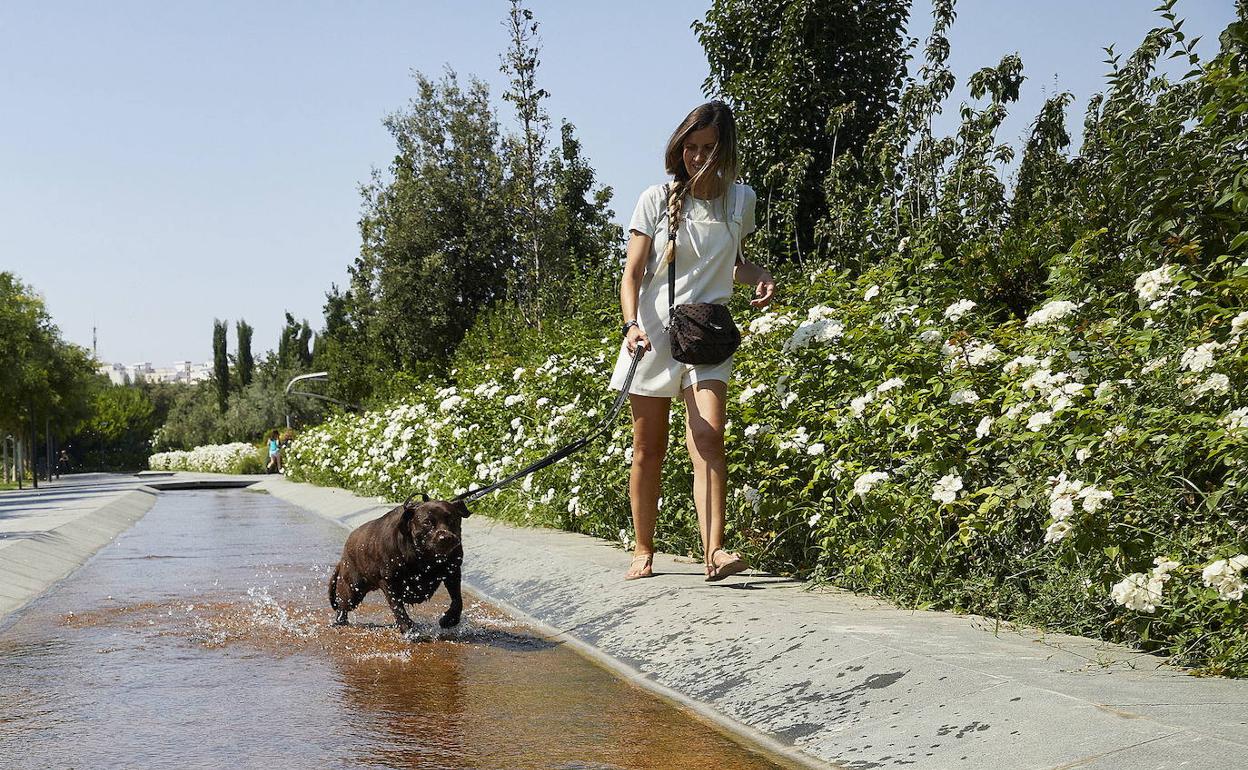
[682,379,728,567]
[628,393,671,564]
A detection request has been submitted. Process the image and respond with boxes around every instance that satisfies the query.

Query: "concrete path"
[5,472,1247,769]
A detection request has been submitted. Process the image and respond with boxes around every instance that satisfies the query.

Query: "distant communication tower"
[93,326,97,359]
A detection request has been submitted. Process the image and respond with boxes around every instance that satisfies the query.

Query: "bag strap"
[731,183,746,266]
[665,184,676,324]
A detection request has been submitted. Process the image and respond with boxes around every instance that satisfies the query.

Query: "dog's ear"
[453,499,471,518]
[401,498,422,521]
[422,492,430,502]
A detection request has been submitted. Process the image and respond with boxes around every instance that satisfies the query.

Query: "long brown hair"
[661,101,740,265]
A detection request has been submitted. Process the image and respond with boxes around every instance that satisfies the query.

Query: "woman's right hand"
[626,326,650,355]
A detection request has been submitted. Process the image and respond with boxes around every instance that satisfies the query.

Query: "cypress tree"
[212,319,229,413]
[236,320,254,387]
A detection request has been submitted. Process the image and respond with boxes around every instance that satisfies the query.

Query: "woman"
[608,100,777,581]
[266,429,281,474]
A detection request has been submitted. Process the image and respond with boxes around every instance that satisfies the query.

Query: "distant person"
[266,430,281,474]
[609,100,776,581]
[57,448,71,476]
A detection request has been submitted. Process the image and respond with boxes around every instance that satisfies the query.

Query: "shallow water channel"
[0,489,794,769]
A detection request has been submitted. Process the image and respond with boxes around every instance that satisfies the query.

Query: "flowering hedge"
[148,442,266,475]
[281,249,1248,673]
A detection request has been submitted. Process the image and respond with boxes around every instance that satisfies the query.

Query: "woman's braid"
[662,179,689,266]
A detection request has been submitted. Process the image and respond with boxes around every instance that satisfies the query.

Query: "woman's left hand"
[750,271,776,308]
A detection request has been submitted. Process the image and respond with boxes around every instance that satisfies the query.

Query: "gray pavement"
[4,472,1246,769]
[0,473,156,620]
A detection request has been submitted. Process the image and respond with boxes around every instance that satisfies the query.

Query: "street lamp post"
[283,372,362,429]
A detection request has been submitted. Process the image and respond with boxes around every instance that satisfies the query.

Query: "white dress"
[608,182,757,398]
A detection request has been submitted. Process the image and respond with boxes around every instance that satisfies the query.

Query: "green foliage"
[547,121,622,322]
[500,0,552,324]
[354,69,513,376]
[317,5,620,407]
[0,272,101,473]
[73,386,158,470]
[695,0,911,265]
[152,353,326,451]
[277,312,313,369]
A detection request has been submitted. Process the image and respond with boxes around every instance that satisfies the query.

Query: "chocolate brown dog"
[329,494,470,634]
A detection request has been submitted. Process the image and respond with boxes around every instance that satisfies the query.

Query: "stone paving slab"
[1070,731,1245,769]
[251,475,1248,770]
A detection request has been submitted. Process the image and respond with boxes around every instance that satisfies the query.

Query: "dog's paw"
[331,613,349,627]
[438,612,461,629]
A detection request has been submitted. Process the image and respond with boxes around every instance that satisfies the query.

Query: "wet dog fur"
[329,495,470,634]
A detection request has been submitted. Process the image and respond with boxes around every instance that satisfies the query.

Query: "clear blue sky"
[1,1,1235,367]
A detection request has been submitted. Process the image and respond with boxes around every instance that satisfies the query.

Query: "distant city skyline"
[98,359,214,386]
[2,1,1236,366]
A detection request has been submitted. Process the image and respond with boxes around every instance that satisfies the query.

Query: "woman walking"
[609,100,776,581]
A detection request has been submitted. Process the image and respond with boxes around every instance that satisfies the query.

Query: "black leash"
[452,344,647,505]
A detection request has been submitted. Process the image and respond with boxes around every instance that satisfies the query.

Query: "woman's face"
[682,125,718,181]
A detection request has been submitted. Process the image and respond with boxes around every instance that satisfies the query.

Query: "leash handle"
[453,343,646,504]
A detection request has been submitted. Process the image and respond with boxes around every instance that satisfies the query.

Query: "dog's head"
[401,494,471,558]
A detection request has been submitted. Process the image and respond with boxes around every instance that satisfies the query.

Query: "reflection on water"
[0,490,791,769]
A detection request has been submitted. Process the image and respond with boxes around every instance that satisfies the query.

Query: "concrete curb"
[0,486,158,623]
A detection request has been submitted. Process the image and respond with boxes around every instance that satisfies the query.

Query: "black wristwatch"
[621,319,639,337]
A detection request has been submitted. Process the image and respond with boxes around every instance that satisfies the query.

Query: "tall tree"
[500,0,552,327]
[277,311,313,369]
[212,319,229,413]
[546,121,620,317]
[0,272,52,433]
[235,320,254,388]
[694,0,911,265]
[353,69,513,374]
[312,285,376,406]
[0,273,100,471]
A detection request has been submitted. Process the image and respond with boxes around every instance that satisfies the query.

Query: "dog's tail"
[328,562,341,610]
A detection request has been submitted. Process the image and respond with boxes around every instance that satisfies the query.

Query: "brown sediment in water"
[61,594,543,659]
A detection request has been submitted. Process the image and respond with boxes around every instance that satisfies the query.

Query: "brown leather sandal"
[625,553,655,580]
[705,548,748,582]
